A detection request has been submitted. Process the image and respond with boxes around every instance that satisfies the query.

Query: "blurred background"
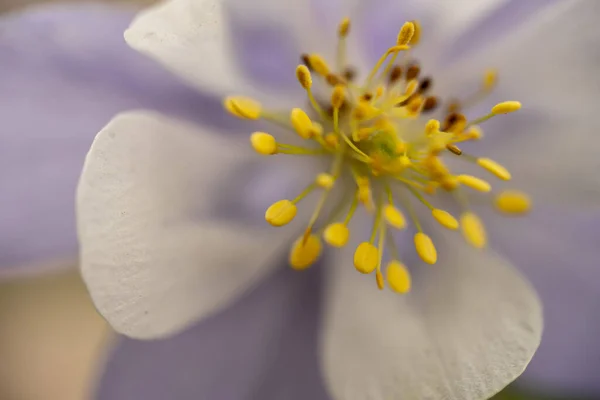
[0,0,596,399]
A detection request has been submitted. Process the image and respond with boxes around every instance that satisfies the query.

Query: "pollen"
[250,132,277,155]
[386,261,411,293]
[323,222,350,247]
[354,242,378,274]
[225,16,529,292]
[265,200,297,227]
[289,234,322,270]
[495,190,531,215]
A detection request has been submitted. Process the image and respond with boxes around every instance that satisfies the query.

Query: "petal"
[0,4,212,277]
[440,0,600,207]
[126,0,323,101]
[320,231,541,400]
[77,111,300,339]
[486,207,600,394]
[95,265,330,400]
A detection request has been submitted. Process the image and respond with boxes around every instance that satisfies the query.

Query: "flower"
[0,3,216,279]
[77,0,599,399]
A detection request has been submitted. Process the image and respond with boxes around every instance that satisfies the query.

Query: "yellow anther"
[323,222,350,248]
[404,79,419,96]
[386,261,411,293]
[491,101,521,114]
[457,174,491,192]
[358,185,373,210]
[431,209,459,230]
[425,119,440,136]
[383,204,406,229]
[338,17,351,37]
[495,190,532,215]
[265,200,297,227]
[223,96,261,119]
[353,101,378,120]
[250,132,277,155]
[397,22,415,45]
[331,85,346,109]
[307,54,330,76]
[477,158,511,180]
[354,242,379,274]
[440,176,459,191]
[465,126,483,140]
[483,69,498,91]
[316,173,335,189]
[324,133,339,148]
[376,270,385,290]
[399,156,411,167]
[410,20,421,45]
[460,212,487,248]
[296,65,312,89]
[290,108,314,139]
[289,234,322,270]
[414,232,437,265]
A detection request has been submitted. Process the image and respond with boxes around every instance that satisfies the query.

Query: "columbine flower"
[78,0,598,398]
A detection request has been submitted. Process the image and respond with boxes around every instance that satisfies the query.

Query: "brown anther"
[446,144,462,155]
[326,73,346,86]
[447,100,461,113]
[406,64,421,81]
[389,66,403,84]
[360,93,373,102]
[422,96,439,112]
[418,77,432,93]
[442,112,466,132]
[300,54,311,69]
[343,67,356,81]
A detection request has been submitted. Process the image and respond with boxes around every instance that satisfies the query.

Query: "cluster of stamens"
[224,18,531,294]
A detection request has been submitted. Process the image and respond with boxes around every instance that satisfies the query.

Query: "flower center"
[224,18,531,293]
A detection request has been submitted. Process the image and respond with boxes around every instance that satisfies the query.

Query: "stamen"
[386,260,411,293]
[250,132,277,155]
[354,242,379,274]
[289,234,322,270]
[477,158,511,180]
[323,222,350,247]
[495,190,531,214]
[414,232,437,264]
[431,209,459,230]
[460,212,487,248]
[457,174,492,192]
[265,200,297,227]
[290,108,317,139]
[224,96,261,119]
[337,17,351,71]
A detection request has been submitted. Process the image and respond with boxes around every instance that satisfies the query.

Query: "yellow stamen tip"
[431,209,459,230]
[331,85,346,109]
[290,108,314,139]
[223,96,261,120]
[495,190,532,215]
[386,261,411,293]
[414,232,437,265]
[316,173,335,189]
[383,204,406,229]
[338,17,351,37]
[289,234,322,270]
[265,200,297,227]
[250,132,277,155]
[460,212,487,248]
[354,242,379,274]
[491,101,521,114]
[307,54,330,76]
[323,223,350,248]
[324,132,340,148]
[409,20,421,45]
[376,270,385,290]
[396,22,415,46]
[295,65,312,89]
[425,119,440,136]
[483,69,498,90]
[477,158,511,180]
[457,174,491,192]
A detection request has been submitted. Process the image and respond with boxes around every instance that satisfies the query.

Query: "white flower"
[77,0,599,398]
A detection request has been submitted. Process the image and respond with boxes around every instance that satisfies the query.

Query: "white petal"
[320,231,541,400]
[125,0,330,101]
[77,111,297,339]
[440,1,600,206]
